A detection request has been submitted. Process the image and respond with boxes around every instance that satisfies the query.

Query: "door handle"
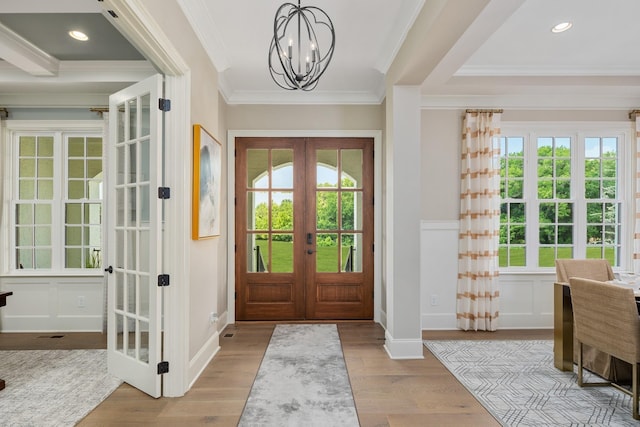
[307,233,313,245]
[104,265,113,274]
[307,249,314,254]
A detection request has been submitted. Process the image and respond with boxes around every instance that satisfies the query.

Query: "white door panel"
[106,74,163,398]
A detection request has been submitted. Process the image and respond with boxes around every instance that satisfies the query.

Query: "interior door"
[235,137,373,320]
[106,74,164,397]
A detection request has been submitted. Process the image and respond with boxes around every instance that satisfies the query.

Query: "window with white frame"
[499,124,629,269]
[11,129,103,272]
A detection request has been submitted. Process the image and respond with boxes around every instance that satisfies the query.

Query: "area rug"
[238,324,359,427]
[424,340,638,426]
[0,349,122,426]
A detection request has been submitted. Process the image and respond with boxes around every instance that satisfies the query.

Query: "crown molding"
[177,0,229,72]
[420,93,640,110]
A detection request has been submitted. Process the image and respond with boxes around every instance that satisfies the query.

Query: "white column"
[384,85,423,359]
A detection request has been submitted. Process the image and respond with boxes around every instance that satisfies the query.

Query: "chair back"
[555,259,614,283]
[569,277,640,364]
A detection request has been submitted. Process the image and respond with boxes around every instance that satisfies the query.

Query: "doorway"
[235,137,374,320]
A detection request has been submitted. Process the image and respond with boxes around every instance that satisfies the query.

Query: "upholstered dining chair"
[569,277,640,420]
[554,258,632,382]
[555,258,615,283]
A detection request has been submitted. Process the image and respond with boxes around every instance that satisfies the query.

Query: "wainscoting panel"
[420,220,555,330]
[0,276,104,332]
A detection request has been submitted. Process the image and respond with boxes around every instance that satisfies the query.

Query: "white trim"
[227,129,383,324]
[99,0,191,398]
[383,330,425,359]
[188,330,221,390]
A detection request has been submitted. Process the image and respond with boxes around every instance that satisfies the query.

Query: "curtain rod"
[465,109,503,114]
[629,109,640,120]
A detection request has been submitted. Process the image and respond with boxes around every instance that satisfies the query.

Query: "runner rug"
[0,349,122,426]
[424,340,638,426]
[238,324,359,427]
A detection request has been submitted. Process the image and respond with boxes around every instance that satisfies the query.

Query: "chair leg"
[577,342,584,387]
[634,363,639,420]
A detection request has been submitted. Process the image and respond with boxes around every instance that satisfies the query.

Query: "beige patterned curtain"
[633,111,640,273]
[456,110,501,331]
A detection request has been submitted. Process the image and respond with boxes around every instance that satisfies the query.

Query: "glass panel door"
[107,74,163,397]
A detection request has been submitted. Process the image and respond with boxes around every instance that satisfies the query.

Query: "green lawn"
[254,239,351,272]
[499,246,615,268]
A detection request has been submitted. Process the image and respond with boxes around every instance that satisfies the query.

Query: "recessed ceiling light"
[68,30,89,41]
[551,22,573,33]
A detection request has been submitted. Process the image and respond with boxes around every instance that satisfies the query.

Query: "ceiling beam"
[0,21,59,76]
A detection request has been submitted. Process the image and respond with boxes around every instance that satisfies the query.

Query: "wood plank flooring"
[0,323,552,426]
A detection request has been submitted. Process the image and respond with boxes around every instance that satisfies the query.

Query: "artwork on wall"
[192,124,222,239]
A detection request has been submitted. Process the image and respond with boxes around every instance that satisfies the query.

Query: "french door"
[106,74,164,397]
[235,137,374,320]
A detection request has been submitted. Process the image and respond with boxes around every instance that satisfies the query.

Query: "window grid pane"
[65,135,103,269]
[499,137,526,267]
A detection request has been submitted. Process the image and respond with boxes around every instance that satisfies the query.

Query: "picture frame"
[192,124,222,239]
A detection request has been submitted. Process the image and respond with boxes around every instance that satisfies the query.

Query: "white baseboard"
[383,330,424,359]
[188,330,220,389]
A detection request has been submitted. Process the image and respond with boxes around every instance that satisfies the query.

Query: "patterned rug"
[0,349,122,426]
[424,340,639,427]
[238,324,359,427]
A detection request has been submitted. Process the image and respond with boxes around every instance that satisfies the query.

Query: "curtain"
[456,111,501,331]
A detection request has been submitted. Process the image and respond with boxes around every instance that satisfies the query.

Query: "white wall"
[1,276,104,332]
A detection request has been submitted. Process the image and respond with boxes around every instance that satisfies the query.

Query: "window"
[499,124,629,269]
[10,128,103,272]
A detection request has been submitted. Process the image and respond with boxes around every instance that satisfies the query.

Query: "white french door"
[106,74,164,397]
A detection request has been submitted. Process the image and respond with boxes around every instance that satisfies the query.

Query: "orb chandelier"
[268,0,335,91]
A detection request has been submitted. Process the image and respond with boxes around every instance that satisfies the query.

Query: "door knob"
[104,265,113,274]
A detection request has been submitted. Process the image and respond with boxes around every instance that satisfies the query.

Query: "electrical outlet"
[77,296,86,308]
[430,294,439,306]
[209,312,218,324]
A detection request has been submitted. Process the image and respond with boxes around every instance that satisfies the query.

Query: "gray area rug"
[424,340,639,426]
[0,349,122,426]
[239,324,359,427]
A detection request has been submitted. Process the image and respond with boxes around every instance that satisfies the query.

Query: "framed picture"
[192,124,222,239]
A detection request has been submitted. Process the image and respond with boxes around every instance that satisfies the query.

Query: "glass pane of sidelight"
[271,234,293,273]
[317,150,338,187]
[316,233,338,272]
[247,149,269,189]
[317,191,338,230]
[272,192,293,230]
[341,150,362,188]
[117,146,125,185]
[341,233,362,272]
[247,191,269,230]
[248,234,269,273]
[272,149,294,189]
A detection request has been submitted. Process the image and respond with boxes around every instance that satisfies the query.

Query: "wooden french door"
[235,137,374,320]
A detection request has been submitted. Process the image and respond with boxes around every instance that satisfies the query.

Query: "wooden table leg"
[554,282,574,371]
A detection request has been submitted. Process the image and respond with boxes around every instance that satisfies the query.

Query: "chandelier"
[268,0,335,91]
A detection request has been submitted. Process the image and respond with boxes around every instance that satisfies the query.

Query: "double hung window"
[499,124,629,269]
[10,127,104,272]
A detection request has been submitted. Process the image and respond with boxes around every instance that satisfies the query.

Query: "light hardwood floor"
[0,323,552,426]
